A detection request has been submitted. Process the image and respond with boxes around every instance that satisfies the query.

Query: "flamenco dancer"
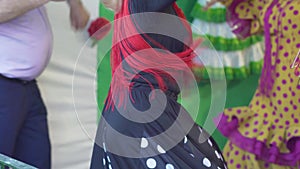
[90,0,227,168]
[207,0,300,168]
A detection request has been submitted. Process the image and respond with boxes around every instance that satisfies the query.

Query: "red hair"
[106,0,202,109]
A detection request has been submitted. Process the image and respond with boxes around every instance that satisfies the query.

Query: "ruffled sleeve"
[221,0,234,7]
[223,0,267,39]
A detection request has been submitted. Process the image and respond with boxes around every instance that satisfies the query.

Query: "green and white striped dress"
[191,0,264,80]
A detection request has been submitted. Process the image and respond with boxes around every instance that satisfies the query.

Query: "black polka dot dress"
[90,0,227,168]
[90,71,227,169]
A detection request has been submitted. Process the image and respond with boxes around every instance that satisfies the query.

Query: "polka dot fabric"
[91,74,228,168]
[217,0,300,168]
[223,142,298,169]
[91,125,228,169]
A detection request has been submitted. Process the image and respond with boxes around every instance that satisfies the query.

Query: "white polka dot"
[109,164,113,169]
[198,127,203,132]
[190,153,195,158]
[215,150,221,159]
[220,155,224,161]
[217,167,221,169]
[165,163,174,169]
[102,158,106,165]
[208,139,213,147]
[141,138,149,148]
[146,158,157,168]
[203,158,211,167]
[103,142,107,152]
[107,155,111,163]
[157,145,166,154]
[184,136,188,144]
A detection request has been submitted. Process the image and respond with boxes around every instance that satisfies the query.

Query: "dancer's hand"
[203,0,223,10]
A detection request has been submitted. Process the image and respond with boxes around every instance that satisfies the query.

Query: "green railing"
[0,154,37,169]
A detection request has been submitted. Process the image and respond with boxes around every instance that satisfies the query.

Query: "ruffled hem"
[193,61,262,80]
[199,34,263,52]
[191,3,226,23]
[195,0,226,8]
[191,41,264,80]
[192,19,241,39]
[191,20,264,51]
[215,113,300,166]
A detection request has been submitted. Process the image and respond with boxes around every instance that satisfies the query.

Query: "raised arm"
[205,0,266,38]
[203,0,233,10]
[228,0,267,36]
[67,0,90,30]
[129,0,176,13]
[0,0,50,23]
[128,0,187,53]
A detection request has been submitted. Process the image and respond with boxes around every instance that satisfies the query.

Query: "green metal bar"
[1,163,5,169]
[0,154,37,169]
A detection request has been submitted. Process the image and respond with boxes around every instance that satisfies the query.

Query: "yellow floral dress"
[217,0,300,168]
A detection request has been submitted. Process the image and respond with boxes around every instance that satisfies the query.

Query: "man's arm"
[0,0,50,23]
[67,0,90,30]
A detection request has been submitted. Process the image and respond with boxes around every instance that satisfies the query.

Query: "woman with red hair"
[90,0,227,168]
